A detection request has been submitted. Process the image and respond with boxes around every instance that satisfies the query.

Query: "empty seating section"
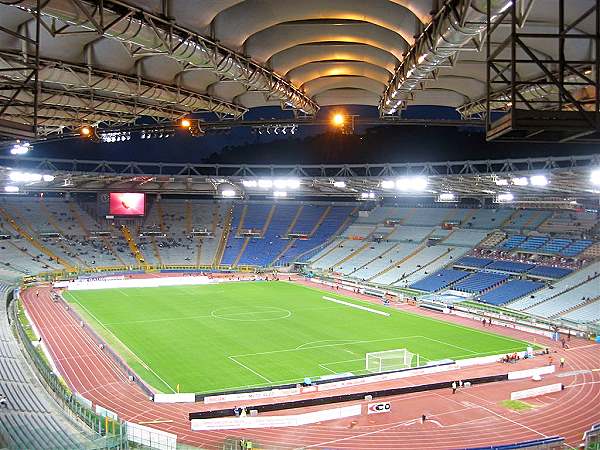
[410,269,470,292]
[292,205,326,233]
[336,241,397,275]
[508,262,600,311]
[538,210,598,234]
[499,234,592,256]
[527,265,573,278]
[387,226,434,242]
[500,235,527,250]
[220,204,246,265]
[561,298,600,323]
[519,236,548,251]
[463,209,513,229]
[453,272,508,293]
[371,245,448,285]
[311,239,365,270]
[280,205,354,264]
[238,204,298,266]
[354,206,408,224]
[400,246,470,286]
[527,276,600,317]
[486,260,535,273]
[455,256,494,268]
[479,280,545,305]
[562,239,593,256]
[443,229,489,247]
[403,208,453,226]
[540,238,571,253]
[505,210,552,230]
[351,243,418,280]
[343,224,376,238]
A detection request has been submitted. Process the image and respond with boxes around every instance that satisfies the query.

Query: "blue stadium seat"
[485,260,535,273]
[453,272,508,293]
[409,269,470,292]
[479,280,544,305]
[455,256,494,268]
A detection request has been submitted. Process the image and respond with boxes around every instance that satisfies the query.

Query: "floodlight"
[180,118,192,128]
[258,179,273,188]
[591,169,600,186]
[10,141,30,155]
[42,175,55,182]
[380,180,395,189]
[530,175,548,186]
[273,191,287,197]
[4,186,19,193]
[497,193,514,202]
[438,193,456,202]
[396,176,428,191]
[9,171,42,183]
[221,189,236,198]
[242,180,257,188]
[80,125,92,137]
[333,181,346,188]
[495,178,509,186]
[332,113,345,127]
[512,177,529,186]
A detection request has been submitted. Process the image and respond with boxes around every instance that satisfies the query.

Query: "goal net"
[365,348,419,373]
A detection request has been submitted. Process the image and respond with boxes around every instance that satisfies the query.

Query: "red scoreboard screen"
[109,193,146,216]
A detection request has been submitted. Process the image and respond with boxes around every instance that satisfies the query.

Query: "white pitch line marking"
[228,356,272,383]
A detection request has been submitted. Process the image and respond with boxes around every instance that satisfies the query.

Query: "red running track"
[20,281,600,449]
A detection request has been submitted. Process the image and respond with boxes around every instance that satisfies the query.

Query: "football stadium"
[1,1,600,450]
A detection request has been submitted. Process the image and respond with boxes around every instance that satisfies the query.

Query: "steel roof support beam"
[0,50,248,123]
[2,0,319,115]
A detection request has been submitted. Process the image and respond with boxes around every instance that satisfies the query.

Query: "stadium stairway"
[156,201,167,232]
[233,237,250,266]
[0,206,75,272]
[367,241,428,282]
[120,224,146,265]
[271,238,296,266]
[68,200,90,236]
[214,205,233,266]
[236,204,249,235]
[260,205,276,237]
[347,242,400,276]
[390,244,458,286]
[309,205,332,236]
[150,235,163,265]
[500,209,522,228]
[331,229,384,271]
[195,236,203,267]
[286,205,304,235]
[185,201,193,234]
[101,233,127,266]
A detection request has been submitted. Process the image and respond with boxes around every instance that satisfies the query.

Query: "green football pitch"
[64,281,532,394]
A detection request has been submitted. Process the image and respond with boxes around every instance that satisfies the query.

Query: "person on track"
[451,381,457,394]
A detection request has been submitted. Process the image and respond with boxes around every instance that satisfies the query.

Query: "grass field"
[64,281,533,394]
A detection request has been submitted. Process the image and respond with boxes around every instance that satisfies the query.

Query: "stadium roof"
[1,154,599,201]
[1,0,596,135]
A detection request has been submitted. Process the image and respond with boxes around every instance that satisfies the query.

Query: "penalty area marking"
[322,296,390,316]
[228,356,272,383]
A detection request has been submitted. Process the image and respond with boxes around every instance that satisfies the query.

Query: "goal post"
[365,348,420,373]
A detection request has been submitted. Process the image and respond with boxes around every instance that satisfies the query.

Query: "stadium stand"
[479,280,545,305]
[504,209,552,230]
[410,269,470,292]
[527,265,573,279]
[485,260,536,273]
[455,256,494,268]
[0,284,97,449]
[452,272,509,294]
[507,262,600,314]
[560,297,600,323]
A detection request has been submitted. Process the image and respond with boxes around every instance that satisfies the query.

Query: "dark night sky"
[17,105,599,164]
